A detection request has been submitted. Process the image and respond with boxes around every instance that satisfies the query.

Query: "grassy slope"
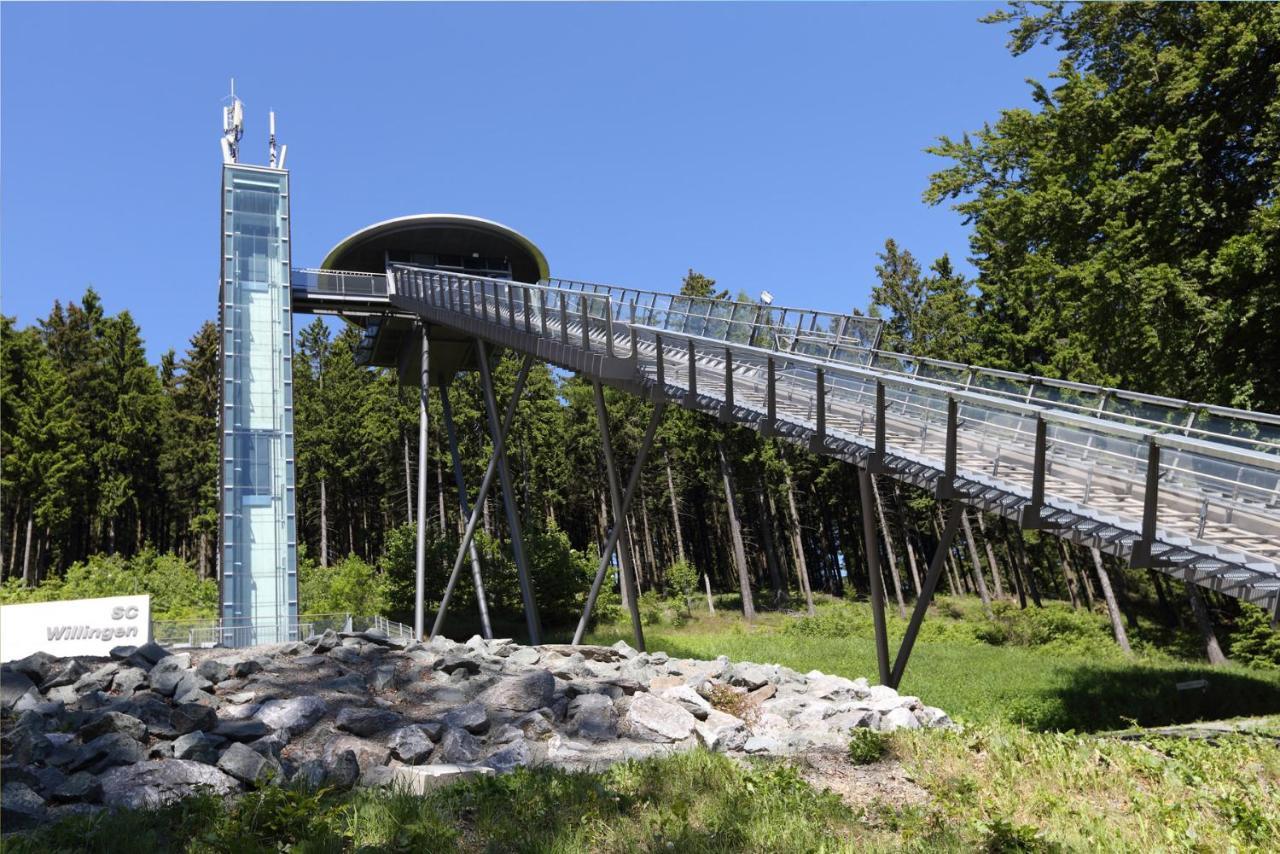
[8,599,1280,852]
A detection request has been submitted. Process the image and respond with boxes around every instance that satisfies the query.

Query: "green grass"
[9,596,1280,852]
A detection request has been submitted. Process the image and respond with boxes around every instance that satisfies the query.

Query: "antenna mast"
[221,78,243,164]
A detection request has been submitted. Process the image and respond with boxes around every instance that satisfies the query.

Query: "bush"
[847,728,888,764]
[1227,603,1280,668]
[0,549,217,621]
[665,559,699,612]
[298,554,389,616]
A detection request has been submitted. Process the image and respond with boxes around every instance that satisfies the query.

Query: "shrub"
[847,728,888,764]
[665,559,699,612]
[298,554,389,616]
[0,549,217,621]
[1227,603,1280,669]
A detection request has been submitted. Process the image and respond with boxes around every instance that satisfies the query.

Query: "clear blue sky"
[2,2,1057,360]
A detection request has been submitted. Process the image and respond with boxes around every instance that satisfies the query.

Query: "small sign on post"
[0,595,151,662]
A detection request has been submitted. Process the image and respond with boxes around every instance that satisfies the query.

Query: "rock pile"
[1,631,950,830]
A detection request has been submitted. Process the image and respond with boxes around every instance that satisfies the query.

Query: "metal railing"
[291,268,388,300]
[151,612,414,649]
[382,265,1280,610]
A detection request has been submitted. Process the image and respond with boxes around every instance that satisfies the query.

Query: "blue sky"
[2,2,1057,360]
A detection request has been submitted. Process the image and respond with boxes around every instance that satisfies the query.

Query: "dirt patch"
[791,747,931,811]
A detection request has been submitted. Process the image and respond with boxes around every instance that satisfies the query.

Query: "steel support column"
[476,341,542,644]
[889,502,963,688]
[857,465,892,685]
[440,384,493,639]
[430,355,532,639]
[573,394,667,647]
[414,324,429,640]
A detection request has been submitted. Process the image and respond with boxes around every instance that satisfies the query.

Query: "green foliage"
[1226,603,1280,669]
[0,549,216,621]
[665,558,699,612]
[298,553,389,617]
[847,728,889,765]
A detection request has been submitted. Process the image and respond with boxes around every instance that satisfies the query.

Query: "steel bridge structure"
[284,260,1280,687]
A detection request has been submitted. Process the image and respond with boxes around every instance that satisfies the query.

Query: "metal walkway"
[293,265,1280,615]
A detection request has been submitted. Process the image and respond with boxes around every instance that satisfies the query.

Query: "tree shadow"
[1020,661,1280,732]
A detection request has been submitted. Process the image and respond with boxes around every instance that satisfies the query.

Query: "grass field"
[8,597,1280,852]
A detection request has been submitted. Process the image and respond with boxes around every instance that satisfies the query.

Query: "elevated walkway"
[292,265,1280,614]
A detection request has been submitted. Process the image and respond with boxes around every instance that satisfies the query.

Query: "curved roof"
[320,214,550,282]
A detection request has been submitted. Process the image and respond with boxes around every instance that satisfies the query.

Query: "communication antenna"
[221,78,244,164]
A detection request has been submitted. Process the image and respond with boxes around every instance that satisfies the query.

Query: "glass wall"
[219,164,298,646]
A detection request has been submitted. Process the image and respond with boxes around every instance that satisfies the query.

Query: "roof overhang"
[320,213,550,283]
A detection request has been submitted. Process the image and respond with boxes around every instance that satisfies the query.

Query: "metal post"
[440,384,493,639]
[765,357,777,435]
[889,502,962,688]
[721,348,734,422]
[414,325,429,640]
[858,466,891,685]
[430,355,532,639]
[573,393,667,646]
[1131,439,1161,568]
[811,368,826,452]
[477,341,542,644]
[593,380,644,650]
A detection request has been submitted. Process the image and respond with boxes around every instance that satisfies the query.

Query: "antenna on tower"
[268,111,277,167]
[221,78,244,164]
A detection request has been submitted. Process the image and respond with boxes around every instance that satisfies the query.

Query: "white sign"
[0,595,151,662]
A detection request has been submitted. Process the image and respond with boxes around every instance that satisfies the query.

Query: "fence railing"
[151,612,414,649]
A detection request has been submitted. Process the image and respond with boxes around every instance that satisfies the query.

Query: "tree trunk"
[778,476,815,615]
[892,484,922,595]
[198,530,209,580]
[640,495,659,590]
[717,442,755,621]
[703,572,716,614]
[870,476,906,617]
[319,478,329,567]
[960,510,994,618]
[664,451,686,564]
[973,512,1006,599]
[436,458,447,531]
[1186,583,1228,665]
[1151,570,1180,628]
[1090,547,1132,655]
[1001,536,1027,608]
[756,492,785,607]
[1057,540,1080,610]
[22,513,34,588]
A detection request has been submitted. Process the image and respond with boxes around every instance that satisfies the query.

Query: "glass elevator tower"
[219,161,298,646]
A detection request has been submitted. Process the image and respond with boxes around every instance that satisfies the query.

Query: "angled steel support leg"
[430,354,531,639]
[477,341,542,644]
[889,501,962,688]
[440,384,493,640]
[857,465,891,685]
[592,381,642,649]
[573,393,667,647]
[415,324,430,639]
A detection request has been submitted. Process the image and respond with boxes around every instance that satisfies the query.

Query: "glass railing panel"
[1156,447,1280,555]
[1189,411,1280,455]
[1029,382,1106,419]
[1101,393,1188,431]
[954,400,1039,488]
[967,369,1033,403]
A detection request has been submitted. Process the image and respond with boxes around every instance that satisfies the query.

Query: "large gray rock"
[39,659,89,691]
[1,668,37,711]
[483,738,532,773]
[323,735,390,772]
[255,696,327,736]
[508,647,541,666]
[625,693,696,743]
[437,651,482,675]
[478,669,554,713]
[388,725,436,764]
[70,732,147,772]
[212,718,272,741]
[728,662,777,691]
[440,700,490,734]
[123,642,171,670]
[1,781,47,831]
[50,771,103,804]
[172,731,225,764]
[112,666,149,695]
[878,707,922,732]
[79,711,148,742]
[433,727,483,764]
[659,685,712,720]
[171,702,217,735]
[99,759,239,809]
[694,709,748,752]
[9,652,56,685]
[335,706,402,737]
[566,693,617,742]
[217,741,279,785]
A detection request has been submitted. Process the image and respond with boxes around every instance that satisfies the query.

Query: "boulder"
[323,735,390,772]
[335,706,402,737]
[217,741,279,785]
[171,702,217,735]
[478,669,555,713]
[254,695,327,736]
[1,668,37,711]
[610,640,639,660]
[694,709,748,752]
[440,700,490,734]
[1,782,47,831]
[124,642,172,670]
[437,651,482,676]
[370,664,398,692]
[387,725,436,764]
[625,693,696,743]
[212,718,272,741]
[78,711,148,742]
[172,731,225,764]
[50,771,103,804]
[70,733,147,772]
[483,738,531,773]
[507,647,541,666]
[99,759,239,810]
[743,735,782,754]
[566,693,617,742]
[40,659,89,691]
[728,662,776,691]
[659,685,712,720]
[9,652,56,685]
[311,629,340,653]
[433,727,484,764]
[381,764,494,795]
[325,749,362,789]
[112,666,149,695]
[878,707,921,732]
